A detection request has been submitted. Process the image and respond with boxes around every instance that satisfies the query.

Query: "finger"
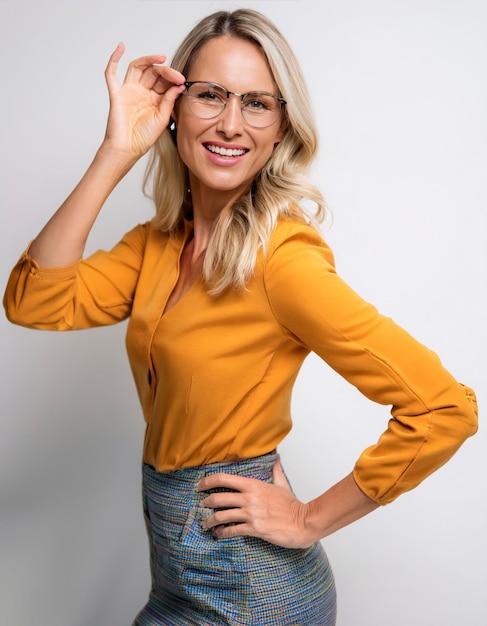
[124,54,167,84]
[104,42,125,92]
[211,522,254,540]
[197,473,257,493]
[152,64,186,84]
[200,491,244,510]
[204,507,248,530]
[141,64,186,92]
[155,82,186,114]
[138,66,164,92]
[145,78,185,115]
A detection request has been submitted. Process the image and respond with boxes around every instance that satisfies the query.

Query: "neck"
[188,186,248,261]
[188,173,250,239]
[189,211,216,260]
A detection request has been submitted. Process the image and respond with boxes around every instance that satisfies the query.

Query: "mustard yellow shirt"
[3,218,478,504]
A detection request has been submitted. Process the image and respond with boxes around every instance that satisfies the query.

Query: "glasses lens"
[185,82,226,119]
[241,93,281,128]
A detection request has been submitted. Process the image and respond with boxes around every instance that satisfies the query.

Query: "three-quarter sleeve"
[264,221,478,504]
[3,222,150,330]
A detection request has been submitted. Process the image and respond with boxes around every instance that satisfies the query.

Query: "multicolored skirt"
[132,452,337,625]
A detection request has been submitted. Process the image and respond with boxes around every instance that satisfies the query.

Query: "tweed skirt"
[132,452,337,625]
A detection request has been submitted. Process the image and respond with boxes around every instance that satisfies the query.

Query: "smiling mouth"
[205,144,248,158]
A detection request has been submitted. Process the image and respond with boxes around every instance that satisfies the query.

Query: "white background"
[1,1,486,625]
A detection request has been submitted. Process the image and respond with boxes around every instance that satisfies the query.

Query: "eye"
[198,91,219,101]
[243,94,275,113]
[194,85,226,104]
[249,100,267,110]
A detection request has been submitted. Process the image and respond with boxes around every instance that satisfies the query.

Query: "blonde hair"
[144,9,326,295]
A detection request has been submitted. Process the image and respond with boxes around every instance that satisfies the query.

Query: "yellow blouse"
[3,218,478,504]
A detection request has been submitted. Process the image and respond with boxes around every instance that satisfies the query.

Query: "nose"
[216,94,244,137]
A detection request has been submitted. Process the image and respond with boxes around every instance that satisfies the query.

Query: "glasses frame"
[183,81,287,128]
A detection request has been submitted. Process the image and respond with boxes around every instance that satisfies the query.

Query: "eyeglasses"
[183,81,286,129]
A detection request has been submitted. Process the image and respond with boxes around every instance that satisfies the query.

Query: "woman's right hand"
[26,44,186,267]
[102,43,186,163]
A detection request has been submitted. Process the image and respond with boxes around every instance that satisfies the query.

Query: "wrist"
[95,141,139,177]
[301,500,327,544]
[290,500,321,548]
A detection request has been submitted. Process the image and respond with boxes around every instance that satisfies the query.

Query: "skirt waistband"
[143,451,278,485]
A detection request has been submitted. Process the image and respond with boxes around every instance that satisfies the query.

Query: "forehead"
[187,35,277,93]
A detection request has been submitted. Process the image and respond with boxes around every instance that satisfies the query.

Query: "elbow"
[3,297,73,331]
[3,297,26,327]
[455,383,479,441]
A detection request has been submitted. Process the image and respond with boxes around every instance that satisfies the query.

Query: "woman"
[3,9,478,626]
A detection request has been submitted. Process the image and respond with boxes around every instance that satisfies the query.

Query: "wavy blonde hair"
[144,9,326,295]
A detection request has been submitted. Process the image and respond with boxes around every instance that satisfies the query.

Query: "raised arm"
[28,43,185,267]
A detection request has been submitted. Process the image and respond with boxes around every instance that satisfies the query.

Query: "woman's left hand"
[197,457,315,549]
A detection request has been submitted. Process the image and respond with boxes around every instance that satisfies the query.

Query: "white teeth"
[206,144,246,157]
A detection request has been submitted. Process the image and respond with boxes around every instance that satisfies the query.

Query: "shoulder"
[265,216,336,268]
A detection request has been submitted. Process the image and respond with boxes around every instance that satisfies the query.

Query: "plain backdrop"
[1,1,486,625]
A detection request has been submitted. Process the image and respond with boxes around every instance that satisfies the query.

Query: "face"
[173,36,285,212]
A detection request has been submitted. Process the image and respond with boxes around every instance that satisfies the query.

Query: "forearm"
[28,144,136,267]
[304,472,379,542]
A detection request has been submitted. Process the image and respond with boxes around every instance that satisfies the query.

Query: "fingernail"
[200,513,210,530]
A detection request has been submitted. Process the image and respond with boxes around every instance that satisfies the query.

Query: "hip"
[137,452,337,625]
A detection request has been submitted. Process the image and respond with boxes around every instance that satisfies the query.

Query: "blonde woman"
[4,9,477,625]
